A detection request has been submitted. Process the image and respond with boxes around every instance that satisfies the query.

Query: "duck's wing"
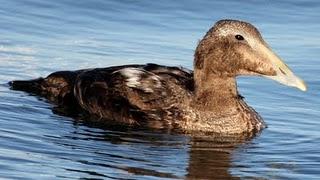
[73,64,193,125]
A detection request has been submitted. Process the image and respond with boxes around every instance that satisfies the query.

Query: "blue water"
[0,0,319,179]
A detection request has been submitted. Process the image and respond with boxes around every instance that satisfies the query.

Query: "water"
[0,0,319,179]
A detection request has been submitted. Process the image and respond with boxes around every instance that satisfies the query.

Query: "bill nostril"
[279,67,287,75]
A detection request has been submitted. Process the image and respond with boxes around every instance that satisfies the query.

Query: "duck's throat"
[193,76,240,115]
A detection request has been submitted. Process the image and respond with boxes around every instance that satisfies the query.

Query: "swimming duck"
[9,19,306,134]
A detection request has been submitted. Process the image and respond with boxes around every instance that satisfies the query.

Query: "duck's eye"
[235,35,244,41]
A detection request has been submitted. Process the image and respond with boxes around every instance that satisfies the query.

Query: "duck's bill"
[261,45,307,91]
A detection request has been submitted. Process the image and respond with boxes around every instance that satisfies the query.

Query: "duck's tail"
[9,78,44,94]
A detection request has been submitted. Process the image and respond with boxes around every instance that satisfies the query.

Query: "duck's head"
[194,19,307,91]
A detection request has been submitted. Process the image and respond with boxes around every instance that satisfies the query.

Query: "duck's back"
[73,64,194,126]
[10,64,194,126]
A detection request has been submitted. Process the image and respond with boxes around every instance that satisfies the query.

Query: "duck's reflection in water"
[186,135,253,179]
[50,107,256,179]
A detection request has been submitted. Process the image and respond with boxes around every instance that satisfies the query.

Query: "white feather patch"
[119,68,143,87]
[118,67,162,93]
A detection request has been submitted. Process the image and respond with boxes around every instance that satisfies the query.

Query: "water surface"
[0,0,319,179]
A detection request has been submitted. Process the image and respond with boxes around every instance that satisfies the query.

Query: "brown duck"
[10,19,307,135]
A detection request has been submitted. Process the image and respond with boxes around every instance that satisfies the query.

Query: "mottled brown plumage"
[9,19,306,135]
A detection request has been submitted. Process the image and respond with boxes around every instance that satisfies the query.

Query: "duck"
[9,19,307,135]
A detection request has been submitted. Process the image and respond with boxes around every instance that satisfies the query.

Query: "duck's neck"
[193,76,241,115]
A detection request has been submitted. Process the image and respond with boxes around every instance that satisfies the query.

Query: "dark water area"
[0,0,319,179]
